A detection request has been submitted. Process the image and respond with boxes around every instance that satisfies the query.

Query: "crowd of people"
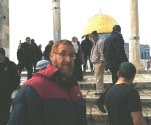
[0,25,148,125]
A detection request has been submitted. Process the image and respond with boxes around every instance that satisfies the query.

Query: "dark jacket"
[0,57,20,95]
[37,48,42,61]
[77,41,84,65]
[81,38,93,56]
[8,64,87,125]
[31,42,42,63]
[103,31,128,69]
[17,42,33,64]
[44,44,53,61]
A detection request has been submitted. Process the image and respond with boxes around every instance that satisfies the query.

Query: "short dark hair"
[90,31,98,36]
[31,39,35,43]
[119,62,136,80]
[85,35,89,39]
[26,37,30,40]
[113,25,121,32]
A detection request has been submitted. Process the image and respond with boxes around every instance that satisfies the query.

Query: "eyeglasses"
[55,52,76,59]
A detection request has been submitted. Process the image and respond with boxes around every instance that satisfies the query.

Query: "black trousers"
[73,53,83,81]
[83,53,93,71]
[97,66,120,105]
[0,94,12,125]
[18,62,33,79]
[33,60,38,73]
[109,66,119,84]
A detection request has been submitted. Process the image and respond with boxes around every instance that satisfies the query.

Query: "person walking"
[81,35,93,73]
[90,31,105,95]
[105,62,148,125]
[0,47,20,125]
[44,40,54,61]
[103,25,128,84]
[8,40,87,125]
[17,37,33,79]
[31,39,41,73]
[72,37,84,81]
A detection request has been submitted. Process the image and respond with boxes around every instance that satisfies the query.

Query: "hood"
[24,64,78,89]
[33,64,58,79]
[22,64,58,87]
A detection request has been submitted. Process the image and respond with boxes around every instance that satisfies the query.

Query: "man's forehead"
[58,44,74,52]
[90,34,95,37]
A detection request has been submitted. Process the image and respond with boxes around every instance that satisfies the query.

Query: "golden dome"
[83,14,117,35]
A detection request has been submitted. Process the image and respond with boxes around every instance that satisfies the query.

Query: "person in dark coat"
[72,37,84,81]
[8,40,87,125]
[81,35,93,73]
[37,44,42,61]
[17,37,33,79]
[0,47,20,125]
[31,39,42,73]
[103,25,128,84]
[44,40,54,61]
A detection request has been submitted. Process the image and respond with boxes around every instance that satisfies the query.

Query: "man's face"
[50,44,75,77]
[72,37,77,43]
[25,37,31,44]
[90,34,98,42]
[0,53,5,63]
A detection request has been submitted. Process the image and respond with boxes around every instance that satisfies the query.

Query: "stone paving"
[79,71,151,84]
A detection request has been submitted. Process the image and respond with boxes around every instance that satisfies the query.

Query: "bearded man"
[8,40,87,125]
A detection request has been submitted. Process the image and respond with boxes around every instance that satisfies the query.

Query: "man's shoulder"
[23,75,46,87]
[107,84,137,95]
[18,43,27,49]
[14,85,40,104]
[8,60,16,65]
[98,38,105,42]
[105,32,121,42]
[20,42,26,47]
[8,61,18,70]
[97,39,105,45]
[5,58,17,68]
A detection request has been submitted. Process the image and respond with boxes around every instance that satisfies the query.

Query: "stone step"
[79,82,151,90]
[86,105,151,125]
[84,89,151,124]
[82,89,151,107]
[78,72,151,90]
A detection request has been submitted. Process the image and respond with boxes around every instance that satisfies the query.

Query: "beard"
[53,60,74,77]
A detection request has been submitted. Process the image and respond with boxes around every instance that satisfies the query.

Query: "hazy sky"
[9,0,151,62]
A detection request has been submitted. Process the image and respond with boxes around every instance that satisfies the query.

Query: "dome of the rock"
[83,14,117,35]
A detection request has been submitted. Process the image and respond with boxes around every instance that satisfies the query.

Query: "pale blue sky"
[9,0,151,62]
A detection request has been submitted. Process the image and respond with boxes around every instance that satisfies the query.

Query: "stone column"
[0,0,9,57]
[129,0,144,71]
[52,0,61,42]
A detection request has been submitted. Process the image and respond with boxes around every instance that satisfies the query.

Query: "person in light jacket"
[90,31,105,95]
